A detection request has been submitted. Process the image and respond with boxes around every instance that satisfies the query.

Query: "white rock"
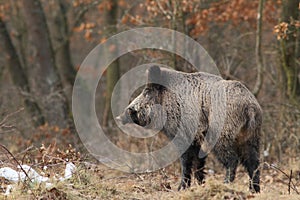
[18,165,49,183]
[4,185,13,196]
[0,167,25,182]
[60,162,76,181]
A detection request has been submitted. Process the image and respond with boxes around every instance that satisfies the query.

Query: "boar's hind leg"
[241,143,260,193]
[214,140,239,183]
[224,157,238,183]
[178,145,196,191]
[194,154,207,185]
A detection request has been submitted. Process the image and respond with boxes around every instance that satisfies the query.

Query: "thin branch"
[0,144,38,199]
[267,163,300,194]
[155,0,172,17]
[55,0,103,51]
[0,144,31,180]
[253,0,264,96]
[117,1,141,28]
[289,170,292,194]
[70,0,103,36]
[0,108,24,126]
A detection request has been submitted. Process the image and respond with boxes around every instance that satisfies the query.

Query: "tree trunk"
[0,17,45,127]
[9,1,28,72]
[102,0,120,127]
[252,0,264,96]
[51,0,76,90]
[280,0,300,101]
[21,0,70,128]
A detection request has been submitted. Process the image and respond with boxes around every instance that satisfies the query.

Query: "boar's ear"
[147,65,161,84]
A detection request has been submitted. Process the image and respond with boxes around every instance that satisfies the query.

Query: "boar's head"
[116,66,167,130]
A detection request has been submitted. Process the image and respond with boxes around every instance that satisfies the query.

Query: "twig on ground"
[265,162,299,195]
[0,143,37,198]
[289,170,292,194]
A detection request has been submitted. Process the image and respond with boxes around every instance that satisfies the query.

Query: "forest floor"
[35,160,300,200]
[1,151,299,199]
[0,126,299,200]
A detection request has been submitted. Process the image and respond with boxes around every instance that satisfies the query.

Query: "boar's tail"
[246,105,262,134]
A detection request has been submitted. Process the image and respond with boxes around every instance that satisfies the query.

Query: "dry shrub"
[263,103,300,162]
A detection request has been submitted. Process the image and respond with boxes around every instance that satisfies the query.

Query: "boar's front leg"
[178,145,196,191]
[194,155,207,185]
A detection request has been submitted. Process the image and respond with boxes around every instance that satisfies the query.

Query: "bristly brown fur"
[118,66,262,193]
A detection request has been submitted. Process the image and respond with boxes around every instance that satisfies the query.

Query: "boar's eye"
[144,87,151,92]
[128,107,137,115]
[143,88,151,96]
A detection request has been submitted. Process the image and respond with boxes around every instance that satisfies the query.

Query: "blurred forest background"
[0,0,300,198]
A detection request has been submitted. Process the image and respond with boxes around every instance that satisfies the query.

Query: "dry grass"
[0,107,299,199]
[1,157,299,200]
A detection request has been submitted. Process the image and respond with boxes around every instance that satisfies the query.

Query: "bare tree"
[252,0,264,96]
[21,0,70,127]
[50,0,76,88]
[0,17,45,127]
[280,0,300,101]
[102,0,120,127]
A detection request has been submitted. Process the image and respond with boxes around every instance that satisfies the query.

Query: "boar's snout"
[116,107,138,125]
[115,112,129,125]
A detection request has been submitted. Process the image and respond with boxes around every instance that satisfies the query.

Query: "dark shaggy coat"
[117,66,262,192]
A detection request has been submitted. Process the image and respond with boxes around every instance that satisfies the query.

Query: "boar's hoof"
[177,179,191,191]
